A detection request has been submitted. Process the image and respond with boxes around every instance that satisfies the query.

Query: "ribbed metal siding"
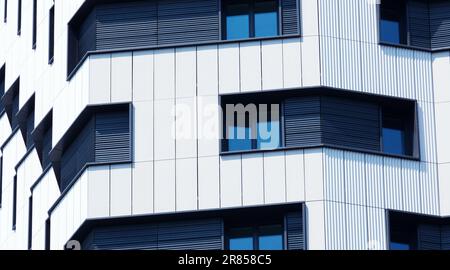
[95,2,158,50]
[429,0,450,49]
[82,218,223,250]
[281,0,300,35]
[94,111,131,163]
[158,219,223,250]
[408,0,431,49]
[60,118,95,191]
[417,224,442,250]
[321,96,380,151]
[285,212,304,250]
[157,0,220,45]
[284,96,321,147]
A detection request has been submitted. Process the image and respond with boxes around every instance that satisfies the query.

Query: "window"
[227,225,284,250]
[48,5,54,64]
[17,96,35,150]
[12,174,17,230]
[3,0,7,23]
[379,0,407,45]
[382,105,414,156]
[223,0,279,40]
[224,103,281,152]
[0,65,5,113]
[17,0,21,35]
[32,0,37,48]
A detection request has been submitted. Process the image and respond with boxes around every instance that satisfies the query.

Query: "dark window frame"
[12,174,17,230]
[226,224,285,250]
[32,0,37,49]
[379,0,408,46]
[17,0,21,35]
[48,5,55,64]
[3,0,7,23]
[222,0,280,40]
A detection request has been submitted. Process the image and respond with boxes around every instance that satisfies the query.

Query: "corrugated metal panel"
[402,160,421,213]
[321,96,380,151]
[365,154,385,209]
[96,2,158,50]
[60,118,95,191]
[430,1,450,49]
[441,225,450,250]
[338,0,360,41]
[94,111,131,163]
[396,48,416,100]
[420,163,439,216]
[320,37,341,88]
[281,0,300,35]
[414,51,433,103]
[379,46,398,98]
[285,212,304,250]
[418,102,437,163]
[340,39,362,91]
[361,43,381,95]
[323,148,345,202]
[324,201,347,250]
[345,204,368,250]
[383,157,403,211]
[408,0,431,49]
[284,96,322,147]
[367,207,387,250]
[417,224,441,250]
[157,0,219,45]
[318,0,339,38]
[158,218,223,250]
[358,0,378,44]
[343,151,366,206]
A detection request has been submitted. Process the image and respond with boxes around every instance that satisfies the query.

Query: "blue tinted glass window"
[257,118,280,150]
[390,242,410,250]
[380,20,400,44]
[383,127,405,155]
[228,122,253,151]
[259,235,283,250]
[229,237,254,250]
[226,14,250,40]
[254,1,278,37]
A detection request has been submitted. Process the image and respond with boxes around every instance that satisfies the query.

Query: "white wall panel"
[358,0,378,44]
[420,163,439,216]
[111,52,132,102]
[432,51,450,103]
[285,150,305,202]
[87,165,110,218]
[176,47,197,98]
[344,152,366,206]
[132,50,154,102]
[361,43,381,95]
[304,148,324,201]
[219,43,240,94]
[384,158,403,211]
[241,153,264,206]
[263,152,286,204]
[197,45,218,96]
[240,41,262,92]
[365,155,385,209]
[346,204,368,250]
[154,49,175,100]
[418,102,437,163]
[110,164,132,217]
[132,161,154,215]
[320,37,341,88]
[261,40,283,90]
[367,207,387,250]
[396,48,416,100]
[325,201,347,250]
[220,155,242,208]
[414,51,433,103]
[89,54,111,104]
[339,0,361,41]
[323,148,345,202]
[154,99,175,160]
[402,160,421,213]
[318,0,339,38]
[340,39,362,91]
[176,158,198,212]
[439,163,450,216]
[175,97,197,159]
[435,102,450,164]
[154,160,176,213]
[133,101,153,162]
[198,156,220,210]
[197,95,220,157]
[282,38,302,88]
[306,201,325,250]
[379,46,398,97]
[302,0,319,36]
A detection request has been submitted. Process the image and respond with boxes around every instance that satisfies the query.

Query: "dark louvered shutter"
[158,219,224,250]
[77,9,97,58]
[95,2,158,50]
[417,224,441,250]
[429,0,450,49]
[321,96,380,151]
[157,0,220,45]
[281,0,300,35]
[41,127,52,169]
[10,92,19,129]
[408,0,431,49]
[285,212,304,250]
[26,109,34,149]
[284,96,322,147]
[441,225,450,250]
[94,111,131,163]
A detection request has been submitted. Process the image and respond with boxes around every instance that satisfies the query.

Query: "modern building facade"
[0,0,450,250]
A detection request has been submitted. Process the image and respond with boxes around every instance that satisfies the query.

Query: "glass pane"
[380,20,400,44]
[229,237,254,250]
[390,242,410,250]
[257,120,280,150]
[226,14,250,40]
[259,235,283,250]
[383,127,405,155]
[255,11,278,37]
[228,125,253,151]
